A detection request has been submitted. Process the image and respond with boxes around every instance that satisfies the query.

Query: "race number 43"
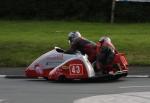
[69,64,83,75]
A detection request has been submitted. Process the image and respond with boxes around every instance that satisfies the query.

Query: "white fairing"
[28,47,95,77]
[81,55,95,77]
[28,48,76,70]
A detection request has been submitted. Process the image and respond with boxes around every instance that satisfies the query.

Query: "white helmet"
[68,31,81,43]
[99,36,111,43]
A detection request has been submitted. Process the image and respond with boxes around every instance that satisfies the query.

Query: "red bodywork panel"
[25,68,53,78]
[48,59,89,80]
[105,53,128,73]
[113,53,128,70]
[25,68,38,77]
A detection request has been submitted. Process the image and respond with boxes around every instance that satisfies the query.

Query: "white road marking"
[74,92,150,103]
[0,99,8,103]
[119,85,150,88]
[127,75,149,78]
[0,75,6,78]
[0,75,26,78]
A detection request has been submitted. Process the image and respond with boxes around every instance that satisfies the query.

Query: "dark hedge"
[0,0,150,22]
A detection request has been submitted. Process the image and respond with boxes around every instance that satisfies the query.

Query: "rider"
[95,36,116,74]
[65,31,97,63]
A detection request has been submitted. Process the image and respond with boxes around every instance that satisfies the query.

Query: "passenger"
[65,31,97,63]
[95,36,116,74]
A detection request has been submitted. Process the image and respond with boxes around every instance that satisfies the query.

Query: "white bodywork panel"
[28,47,95,77]
[28,48,76,70]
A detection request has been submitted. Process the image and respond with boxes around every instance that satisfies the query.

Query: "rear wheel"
[44,77,49,80]
[58,75,66,81]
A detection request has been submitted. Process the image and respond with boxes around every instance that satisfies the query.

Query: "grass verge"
[0,20,150,67]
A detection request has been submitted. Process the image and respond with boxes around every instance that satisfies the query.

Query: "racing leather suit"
[95,41,116,73]
[65,37,97,63]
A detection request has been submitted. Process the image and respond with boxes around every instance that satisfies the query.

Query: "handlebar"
[55,47,64,53]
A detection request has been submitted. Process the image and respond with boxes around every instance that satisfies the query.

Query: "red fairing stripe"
[25,68,53,78]
[25,69,38,77]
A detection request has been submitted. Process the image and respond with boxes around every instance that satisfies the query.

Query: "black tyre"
[44,77,49,80]
[58,75,66,81]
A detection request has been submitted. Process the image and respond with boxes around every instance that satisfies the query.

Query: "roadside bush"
[0,0,150,22]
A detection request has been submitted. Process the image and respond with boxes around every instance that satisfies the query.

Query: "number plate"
[69,64,83,75]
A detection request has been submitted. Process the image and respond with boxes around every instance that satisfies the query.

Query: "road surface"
[0,66,150,103]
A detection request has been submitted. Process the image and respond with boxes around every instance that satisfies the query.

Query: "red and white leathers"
[65,37,97,63]
[95,40,116,73]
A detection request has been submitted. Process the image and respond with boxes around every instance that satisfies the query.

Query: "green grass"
[0,20,150,67]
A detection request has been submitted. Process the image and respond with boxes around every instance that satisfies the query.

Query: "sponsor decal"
[69,64,83,75]
[47,54,63,60]
[62,66,69,70]
[35,64,43,74]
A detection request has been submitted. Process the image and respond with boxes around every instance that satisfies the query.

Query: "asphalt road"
[0,66,150,103]
[0,77,150,103]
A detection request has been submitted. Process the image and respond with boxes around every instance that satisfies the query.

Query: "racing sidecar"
[25,47,128,81]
